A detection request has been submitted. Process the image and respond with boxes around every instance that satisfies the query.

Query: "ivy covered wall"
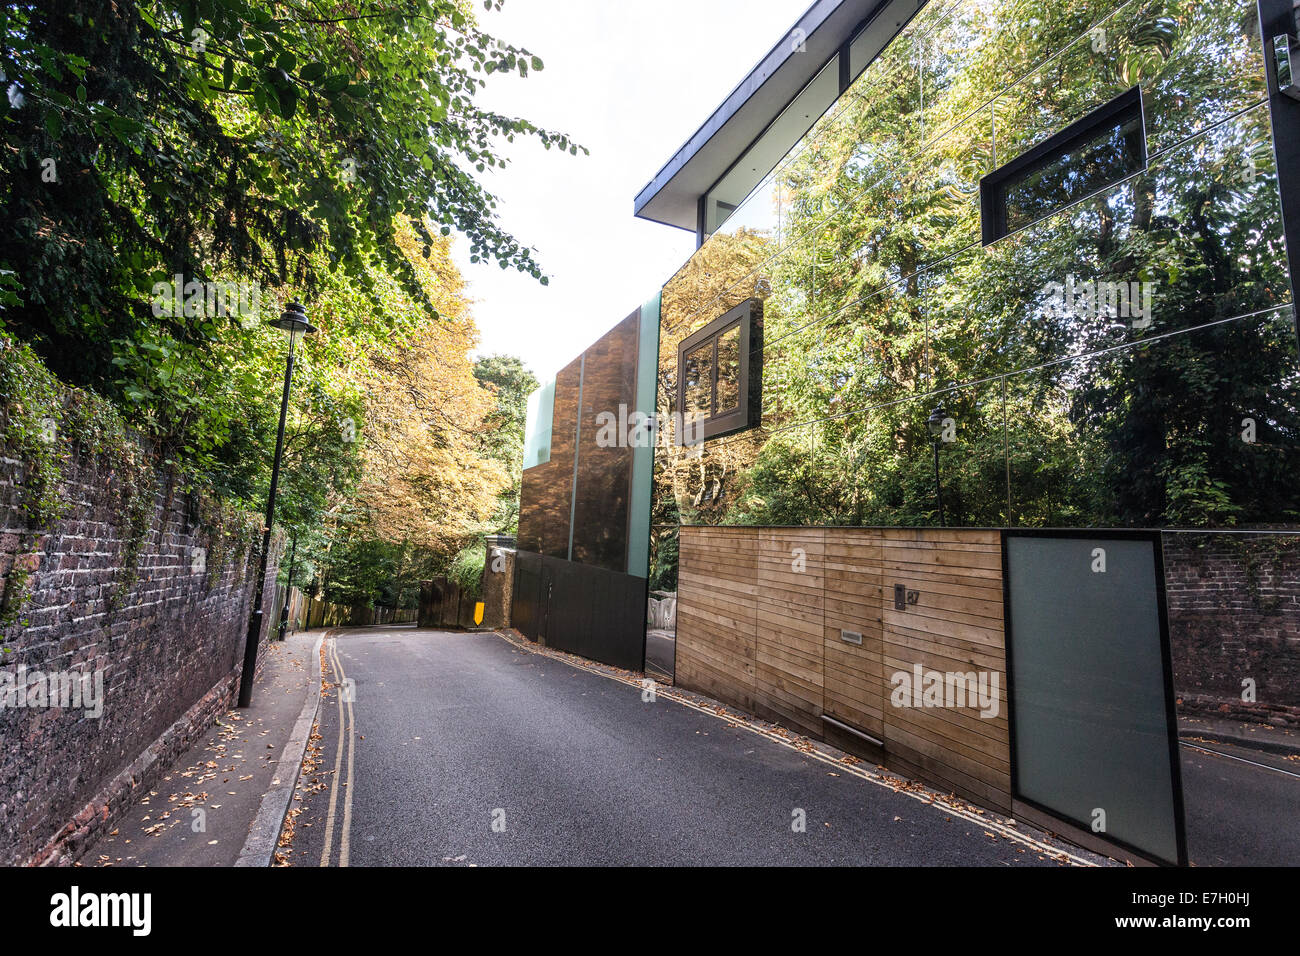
[0,336,281,865]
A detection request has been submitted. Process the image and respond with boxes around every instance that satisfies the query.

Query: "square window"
[676,299,763,444]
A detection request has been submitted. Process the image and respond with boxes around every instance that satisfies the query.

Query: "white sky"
[456,0,804,382]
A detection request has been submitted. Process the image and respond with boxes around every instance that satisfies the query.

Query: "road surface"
[283,626,1097,867]
[1179,738,1300,866]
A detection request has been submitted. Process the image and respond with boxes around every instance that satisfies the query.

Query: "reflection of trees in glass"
[716,325,741,412]
[1001,114,1145,235]
[682,344,711,417]
[655,230,774,527]
[709,0,1297,530]
[648,525,678,592]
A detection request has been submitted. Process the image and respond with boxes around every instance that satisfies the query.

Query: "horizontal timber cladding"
[676,527,759,713]
[676,526,1011,812]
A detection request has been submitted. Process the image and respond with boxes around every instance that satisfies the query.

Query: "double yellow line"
[319,636,356,867]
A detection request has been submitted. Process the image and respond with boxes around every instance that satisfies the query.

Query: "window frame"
[980,85,1147,245]
[676,298,763,445]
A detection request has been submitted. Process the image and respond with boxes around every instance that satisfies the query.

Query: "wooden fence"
[274,586,417,632]
[676,526,1011,812]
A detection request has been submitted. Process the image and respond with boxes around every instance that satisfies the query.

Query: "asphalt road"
[283,626,1095,867]
[1179,739,1300,867]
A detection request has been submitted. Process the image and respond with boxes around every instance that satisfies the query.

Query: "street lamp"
[238,301,316,708]
[926,403,947,528]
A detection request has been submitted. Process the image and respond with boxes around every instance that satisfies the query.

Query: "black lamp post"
[926,404,947,528]
[277,531,298,641]
[238,301,316,708]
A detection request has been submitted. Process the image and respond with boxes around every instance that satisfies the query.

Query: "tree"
[1,0,582,470]
[347,221,508,553]
[473,352,536,533]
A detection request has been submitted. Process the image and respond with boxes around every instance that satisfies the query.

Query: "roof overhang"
[634,0,927,235]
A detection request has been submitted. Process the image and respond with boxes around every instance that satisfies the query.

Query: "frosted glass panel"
[1005,533,1183,865]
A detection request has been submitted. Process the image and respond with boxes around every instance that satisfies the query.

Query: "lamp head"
[926,404,948,439]
[269,300,317,337]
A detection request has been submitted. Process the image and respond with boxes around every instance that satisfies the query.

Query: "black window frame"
[980,85,1147,245]
[676,298,763,445]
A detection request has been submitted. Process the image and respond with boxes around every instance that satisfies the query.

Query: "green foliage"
[0,336,68,525]
[0,0,578,504]
[319,534,425,609]
[648,530,677,592]
[0,559,32,631]
[473,352,536,533]
[474,353,536,454]
[447,541,485,598]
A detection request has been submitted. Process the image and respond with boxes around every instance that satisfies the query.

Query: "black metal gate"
[512,549,646,671]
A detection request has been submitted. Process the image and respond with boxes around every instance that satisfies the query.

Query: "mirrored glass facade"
[518,309,652,572]
[652,0,1297,583]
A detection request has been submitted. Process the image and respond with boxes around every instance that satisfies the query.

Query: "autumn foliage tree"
[0,1,564,611]
[352,222,509,553]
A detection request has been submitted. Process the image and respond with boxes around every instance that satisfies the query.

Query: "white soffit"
[634,0,929,233]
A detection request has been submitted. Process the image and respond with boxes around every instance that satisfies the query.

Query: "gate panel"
[753,529,824,739]
[676,527,759,712]
[822,530,884,741]
[879,529,1011,812]
[511,550,546,640]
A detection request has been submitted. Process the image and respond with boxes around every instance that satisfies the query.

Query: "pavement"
[1179,713,1300,757]
[278,625,1110,867]
[86,631,323,867]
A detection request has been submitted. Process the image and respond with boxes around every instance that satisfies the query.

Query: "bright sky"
[456,0,804,383]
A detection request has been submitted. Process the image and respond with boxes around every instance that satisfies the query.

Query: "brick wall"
[1163,531,1300,727]
[0,440,279,865]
